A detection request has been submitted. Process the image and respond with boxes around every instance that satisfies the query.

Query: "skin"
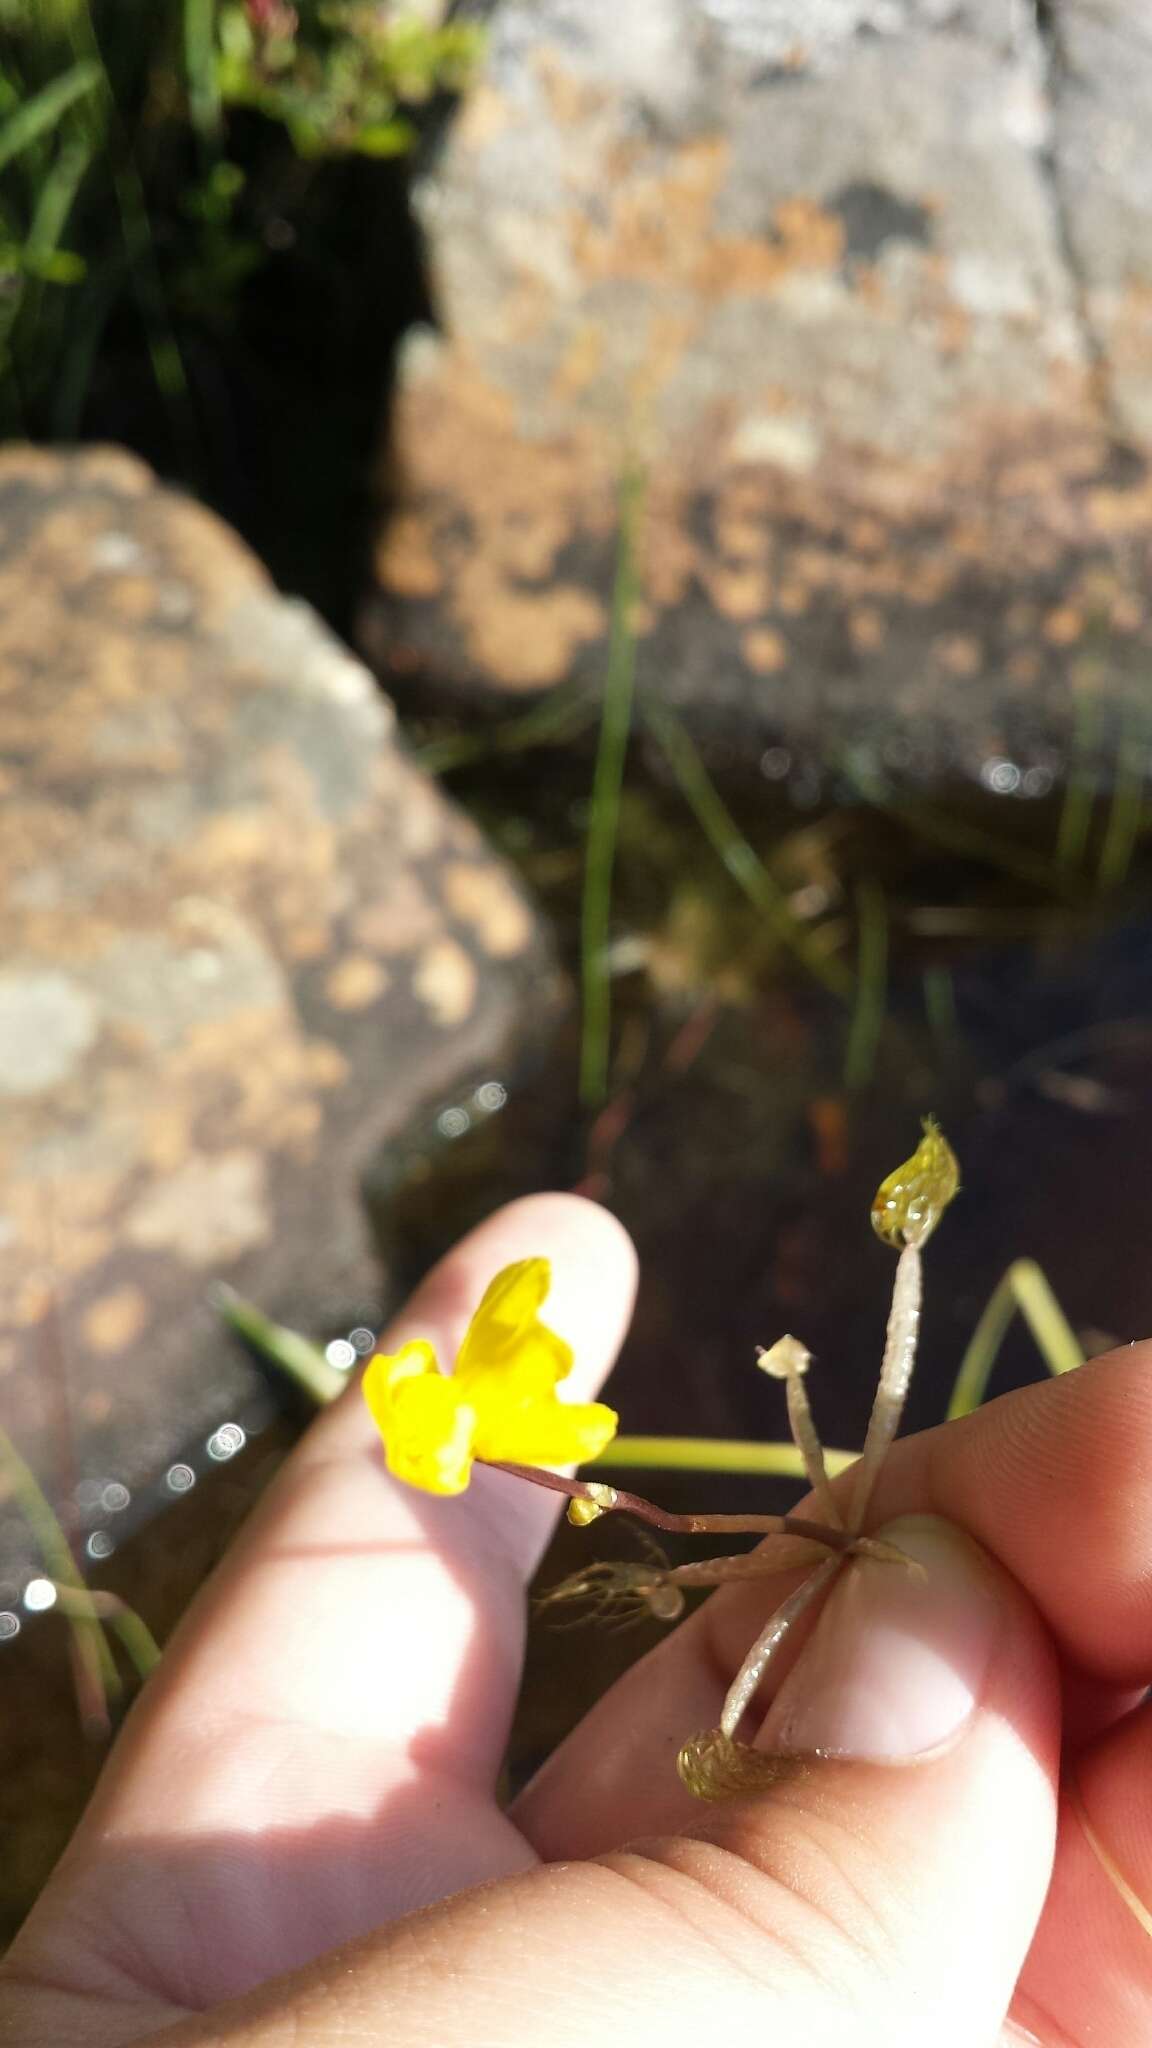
[2,1191,1152,2047]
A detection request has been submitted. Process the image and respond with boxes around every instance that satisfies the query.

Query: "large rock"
[369,0,1152,786]
[0,446,555,1587]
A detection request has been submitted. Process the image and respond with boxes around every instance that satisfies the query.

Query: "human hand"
[2,1192,1151,2048]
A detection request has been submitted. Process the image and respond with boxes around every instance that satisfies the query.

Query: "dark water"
[383,733,1152,1497]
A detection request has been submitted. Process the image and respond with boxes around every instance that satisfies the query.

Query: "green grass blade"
[642,699,852,999]
[184,0,222,140]
[49,1584,162,1683]
[215,1285,349,1404]
[922,962,959,1052]
[579,468,644,1107]
[0,1420,120,1730]
[1056,691,1100,875]
[414,685,597,775]
[594,1435,856,1480]
[25,132,92,270]
[1012,1259,1085,1379]
[947,1257,1084,1420]
[0,59,100,170]
[843,876,888,1088]
[1096,730,1146,892]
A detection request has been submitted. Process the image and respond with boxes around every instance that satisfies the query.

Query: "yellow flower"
[362,1256,619,1495]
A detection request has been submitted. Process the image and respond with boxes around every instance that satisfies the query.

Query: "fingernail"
[757,1516,1001,1763]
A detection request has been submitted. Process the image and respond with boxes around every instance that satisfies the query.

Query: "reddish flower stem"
[481,1460,852,1552]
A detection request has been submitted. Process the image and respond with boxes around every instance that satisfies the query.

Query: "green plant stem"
[580,468,644,1107]
[414,687,597,775]
[946,1257,1084,1420]
[1056,692,1100,876]
[0,1420,120,1725]
[184,0,223,142]
[215,1286,350,1403]
[50,1584,162,1682]
[69,4,197,458]
[843,876,888,1088]
[922,962,958,1052]
[1097,732,1146,892]
[0,59,100,171]
[594,1435,856,1479]
[643,699,852,999]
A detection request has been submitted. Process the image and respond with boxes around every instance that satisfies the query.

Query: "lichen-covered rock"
[370,0,1152,787]
[0,446,555,1577]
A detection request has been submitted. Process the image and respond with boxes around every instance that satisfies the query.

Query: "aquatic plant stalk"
[580,468,644,1106]
[642,697,851,999]
[946,1258,1084,1420]
[594,1435,856,1479]
[843,875,888,1088]
[850,1242,922,1530]
[0,1419,120,1733]
[49,1584,162,1683]
[719,1554,841,1738]
[215,1285,350,1403]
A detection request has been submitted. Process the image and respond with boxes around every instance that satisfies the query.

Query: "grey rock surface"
[370,0,1152,786]
[0,446,556,1588]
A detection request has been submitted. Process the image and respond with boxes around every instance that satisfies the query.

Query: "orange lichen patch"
[324,954,390,1010]
[701,562,771,621]
[378,361,617,690]
[551,322,606,402]
[304,1039,350,1089]
[351,873,442,955]
[10,1275,54,1328]
[442,860,534,958]
[150,495,269,627]
[572,143,843,301]
[100,576,160,624]
[849,607,886,653]
[412,937,478,1027]
[283,922,331,961]
[1044,605,1084,645]
[935,633,982,676]
[742,626,788,673]
[454,78,513,151]
[71,445,152,492]
[849,516,886,555]
[142,1101,194,1173]
[534,47,610,130]
[382,511,445,598]
[454,561,606,688]
[1008,650,1041,683]
[82,1285,150,1354]
[776,579,809,616]
[126,1149,270,1266]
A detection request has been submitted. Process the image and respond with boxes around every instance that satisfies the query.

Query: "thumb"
[688,1515,1060,2048]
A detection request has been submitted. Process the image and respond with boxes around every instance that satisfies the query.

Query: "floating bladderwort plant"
[362,1120,960,1800]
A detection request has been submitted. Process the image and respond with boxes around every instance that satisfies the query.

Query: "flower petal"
[455,1258,572,1389]
[380,1373,478,1495]
[361,1339,439,1439]
[473,1396,618,1470]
